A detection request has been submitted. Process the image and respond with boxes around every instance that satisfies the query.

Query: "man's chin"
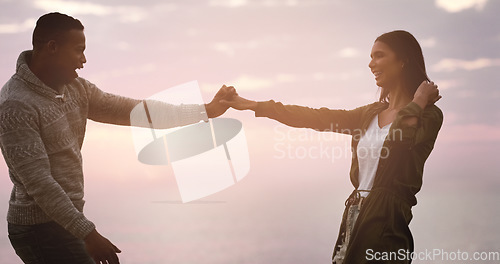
[61,75,78,85]
[68,71,79,80]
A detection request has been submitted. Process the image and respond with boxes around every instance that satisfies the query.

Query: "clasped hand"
[205,85,257,117]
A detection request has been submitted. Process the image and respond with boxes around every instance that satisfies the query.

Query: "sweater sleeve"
[83,79,207,128]
[0,102,95,239]
[254,100,369,134]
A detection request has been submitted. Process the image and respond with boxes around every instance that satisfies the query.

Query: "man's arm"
[0,102,95,239]
[82,79,234,127]
[84,228,121,264]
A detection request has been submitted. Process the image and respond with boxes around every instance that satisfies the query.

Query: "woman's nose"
[368,59,375,69]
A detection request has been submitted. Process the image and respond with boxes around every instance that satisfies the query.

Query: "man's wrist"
[204,103,213,118]
[84,228,97,242]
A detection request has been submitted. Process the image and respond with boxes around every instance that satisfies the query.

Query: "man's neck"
[28,52,63,93]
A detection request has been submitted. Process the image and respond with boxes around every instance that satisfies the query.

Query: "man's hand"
[84,229,121,264]
[205,85,237,118]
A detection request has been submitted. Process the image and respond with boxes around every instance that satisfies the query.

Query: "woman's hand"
[413,80,442,109]
[219,93,258,111]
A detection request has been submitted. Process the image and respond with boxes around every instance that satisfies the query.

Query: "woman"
[221,30,443,263]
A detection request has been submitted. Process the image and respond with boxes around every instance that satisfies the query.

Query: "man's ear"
[400,58,410,69]
[47,40,58,54]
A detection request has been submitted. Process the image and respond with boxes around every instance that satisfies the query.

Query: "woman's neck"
[386,84,412,111]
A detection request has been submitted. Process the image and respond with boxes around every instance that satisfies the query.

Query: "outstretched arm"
[82,78,236,127]
[220,94,368,134]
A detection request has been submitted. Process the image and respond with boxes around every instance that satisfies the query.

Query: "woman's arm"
[390,81,443,149]
[220,94,369,134]
[400,80,441,128]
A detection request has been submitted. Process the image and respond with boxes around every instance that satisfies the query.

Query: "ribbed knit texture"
[0,50,207,239]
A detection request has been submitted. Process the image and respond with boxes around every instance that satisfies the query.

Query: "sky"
[0,0,500,263]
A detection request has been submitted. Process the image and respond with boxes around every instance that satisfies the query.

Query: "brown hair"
[375,30,429,103]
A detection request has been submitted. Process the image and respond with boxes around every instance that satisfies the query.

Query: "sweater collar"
[16,50,67,101]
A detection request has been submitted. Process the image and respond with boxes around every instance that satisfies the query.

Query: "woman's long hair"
[375,30,430,103]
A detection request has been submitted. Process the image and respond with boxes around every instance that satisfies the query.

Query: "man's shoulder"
[2,73,26,91]
[68,77,96,97]
[71,77,95,88]
[0,75,34,106]
[0,89,38,125]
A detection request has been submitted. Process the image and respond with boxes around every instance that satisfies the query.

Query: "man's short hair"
[32,12,84,50]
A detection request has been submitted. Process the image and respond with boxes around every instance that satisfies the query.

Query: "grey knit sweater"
[0,51,207,239]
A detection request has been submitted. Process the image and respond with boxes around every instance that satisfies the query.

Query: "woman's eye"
[370,53,384,59]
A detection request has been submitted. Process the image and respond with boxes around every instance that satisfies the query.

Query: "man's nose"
[81,53,87,64]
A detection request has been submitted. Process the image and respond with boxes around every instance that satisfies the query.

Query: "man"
[0,12,234,264]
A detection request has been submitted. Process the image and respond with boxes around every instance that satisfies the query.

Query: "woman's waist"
[345,187,415,208]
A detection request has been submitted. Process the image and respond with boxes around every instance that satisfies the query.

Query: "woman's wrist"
[248,100,258,111]
[412,95,427,110]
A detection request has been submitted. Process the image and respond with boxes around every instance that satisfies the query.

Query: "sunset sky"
[1,0,499,263]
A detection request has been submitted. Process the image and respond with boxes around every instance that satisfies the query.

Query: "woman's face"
[368,41,404,88]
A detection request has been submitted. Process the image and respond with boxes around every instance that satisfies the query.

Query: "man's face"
[52,29,86,84]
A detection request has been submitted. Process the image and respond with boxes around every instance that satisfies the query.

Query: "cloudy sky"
[0,0,499,263]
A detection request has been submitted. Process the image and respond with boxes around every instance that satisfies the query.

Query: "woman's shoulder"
[358,101,388,113]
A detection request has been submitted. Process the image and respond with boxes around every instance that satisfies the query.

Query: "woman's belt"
[346,187,414,208]
[345,189,371,209]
